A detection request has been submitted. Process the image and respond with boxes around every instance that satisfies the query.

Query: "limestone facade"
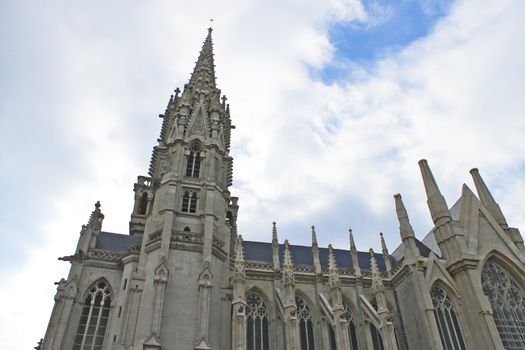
[41,29,525,350]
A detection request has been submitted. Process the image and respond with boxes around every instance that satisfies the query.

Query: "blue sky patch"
[315,0,454,83]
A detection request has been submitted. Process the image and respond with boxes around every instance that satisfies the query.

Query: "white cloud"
[1,0,525,348]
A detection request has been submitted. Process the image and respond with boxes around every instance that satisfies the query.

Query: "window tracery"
[482,259,525,349]
[73,280,112,350]
[246,293,269,350]
[296,295,315,350]
[430,286,466,350]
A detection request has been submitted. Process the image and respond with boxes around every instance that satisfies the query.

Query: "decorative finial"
[283,239,293,267]
[311,226,318,246]
[369,248,384,292]
[208,19,214,33]
[380,232,388,254]
[272,221,278,242]
[95,201,101,209]
[328,244,340,289]
[349,229,356,252]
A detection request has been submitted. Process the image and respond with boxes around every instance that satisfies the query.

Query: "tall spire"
[419,159,451,226]
[188,28,217,95]
[470,168,508,229]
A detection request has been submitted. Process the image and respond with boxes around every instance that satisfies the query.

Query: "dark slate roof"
[96,231,142,252]
[415,238,433,257]
[390,237,435,262]
[243,241,387,272]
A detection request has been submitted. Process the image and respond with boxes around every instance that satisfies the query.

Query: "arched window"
[342,302,359,350]
[186,145,201,178]
[369,324,384,350]
[246,293,269,350]
[181,191,197,213]
[482,259,525,349]
[73,280,112,350]
[430,286,466,350]
[328,325,337,350]
[296,295,315,350]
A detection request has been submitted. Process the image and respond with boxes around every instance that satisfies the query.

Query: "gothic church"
[42,29,525,350]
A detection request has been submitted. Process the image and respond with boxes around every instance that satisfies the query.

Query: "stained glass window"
[430,286,466,350]
[296,296,315,350]
[246,293,269,350]
[73,280,112,350]
[482,259,525,349]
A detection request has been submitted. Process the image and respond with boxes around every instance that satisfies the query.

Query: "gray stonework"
[42,30,525,350]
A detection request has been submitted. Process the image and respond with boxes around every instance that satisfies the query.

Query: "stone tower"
[126,27,238,349]
[43,28,238,350]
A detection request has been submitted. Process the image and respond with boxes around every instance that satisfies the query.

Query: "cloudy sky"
[1,0,525,347]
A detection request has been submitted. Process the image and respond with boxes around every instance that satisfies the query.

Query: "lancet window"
[246,293,269,350]
[341,302,359,350]
[328,325,337,350]
[430,286,466,350]
[481,259,525,349]
[73,280,112,350]
[369,324,384,350]
[186,144,201,178]
[181,191,197,213]
[296,295,315,350]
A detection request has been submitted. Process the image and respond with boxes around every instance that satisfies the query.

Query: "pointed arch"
[429,282,467,350]
[295,292,316,350]
[341,298,359,350]
[73,279,113,350]
[481,255,525,349]
[245,288,270,350]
